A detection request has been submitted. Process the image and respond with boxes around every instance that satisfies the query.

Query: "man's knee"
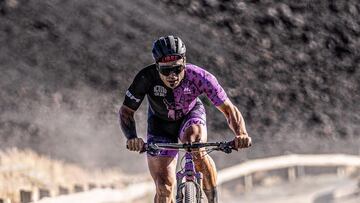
[180,124,205,143]
[192,148,208,160]
[155,179,173,196]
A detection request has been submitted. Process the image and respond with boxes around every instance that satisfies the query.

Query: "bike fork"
[176,152,203,203]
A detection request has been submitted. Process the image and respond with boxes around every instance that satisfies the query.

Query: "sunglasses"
[157,64,184,76]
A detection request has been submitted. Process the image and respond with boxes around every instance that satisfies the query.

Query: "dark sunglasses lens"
[159,68,172,76]
[171,65,182,74]
[159,65,183,76]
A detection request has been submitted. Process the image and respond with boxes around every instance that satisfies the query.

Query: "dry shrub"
[0,148,128,200]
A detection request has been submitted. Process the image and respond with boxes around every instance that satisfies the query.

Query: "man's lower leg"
[194,152,218,203]
[203,187,218,203]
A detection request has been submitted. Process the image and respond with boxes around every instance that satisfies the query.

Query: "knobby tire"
[184,181,197,203]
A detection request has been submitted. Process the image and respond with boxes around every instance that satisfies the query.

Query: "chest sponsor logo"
[183,87,192,95]
[126,90,140,103]
[154,85,167,97]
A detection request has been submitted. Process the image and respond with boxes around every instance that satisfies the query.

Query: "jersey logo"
[163,98,183,120]
[126,90,140,103]
[183,87,192,95]
[154,85,167,97]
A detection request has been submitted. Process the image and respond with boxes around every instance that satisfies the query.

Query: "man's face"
[157,58,186,89]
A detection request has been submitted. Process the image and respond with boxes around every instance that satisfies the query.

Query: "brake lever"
[144,143,160,156]
[223,147,232,154]
[215,141,236,154]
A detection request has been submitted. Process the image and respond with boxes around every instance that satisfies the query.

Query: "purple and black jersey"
[123,63,228,156]
[123,64,228,121]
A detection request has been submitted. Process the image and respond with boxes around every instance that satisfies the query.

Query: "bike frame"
[175,152,203,203]
[144,141,235,203]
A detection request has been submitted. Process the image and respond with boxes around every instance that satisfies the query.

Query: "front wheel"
[184,182,197,203]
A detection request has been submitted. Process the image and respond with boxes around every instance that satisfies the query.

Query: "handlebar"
[142,141,237,156]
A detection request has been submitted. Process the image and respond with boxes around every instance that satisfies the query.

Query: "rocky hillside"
[0,0,359,172]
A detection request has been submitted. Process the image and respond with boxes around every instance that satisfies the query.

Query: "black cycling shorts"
[147,99,206,157]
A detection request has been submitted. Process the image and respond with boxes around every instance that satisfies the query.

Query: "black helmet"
[152,35,186,62]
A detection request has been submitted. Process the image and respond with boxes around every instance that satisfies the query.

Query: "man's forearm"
[233,112,248,136]
[227,110,244,135]
[217,99,247,136]
[119,106,137,140]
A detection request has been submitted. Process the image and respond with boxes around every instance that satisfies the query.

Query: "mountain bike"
[144,141,235,203]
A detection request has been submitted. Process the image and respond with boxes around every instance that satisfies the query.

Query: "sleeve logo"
[126,90,140,103]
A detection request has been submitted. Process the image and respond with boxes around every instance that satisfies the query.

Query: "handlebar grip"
[228,140,251,151]
[126,144,147,153]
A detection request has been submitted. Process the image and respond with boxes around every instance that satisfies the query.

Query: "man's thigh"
[147,155,177,185]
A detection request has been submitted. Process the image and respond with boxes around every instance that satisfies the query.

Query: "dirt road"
[34,174,359,203]
[221,174,359,203]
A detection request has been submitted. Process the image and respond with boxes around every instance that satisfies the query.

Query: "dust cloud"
[0,0,360,174]
[0,80,148,172]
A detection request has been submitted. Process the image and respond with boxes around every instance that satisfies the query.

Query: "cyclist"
[119,35,251,203]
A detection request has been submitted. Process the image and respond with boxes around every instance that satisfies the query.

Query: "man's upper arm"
[198,71,228,106]
[123,70,150,110]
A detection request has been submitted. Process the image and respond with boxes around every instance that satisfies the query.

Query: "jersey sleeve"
[198,70,228,106]
[123,69,150,111]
